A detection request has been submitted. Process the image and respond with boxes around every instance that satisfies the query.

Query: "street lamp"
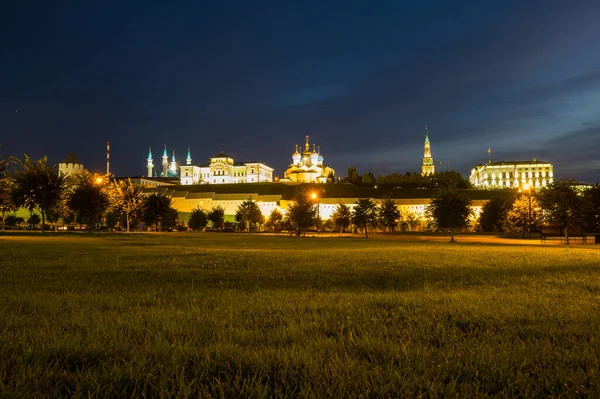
[522,183,532,239]
[95,177,103,185]
[311,192,320,233]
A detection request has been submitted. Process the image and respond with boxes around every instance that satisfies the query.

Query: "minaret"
[147,147,154,177]
[170,150,177,174]
[162,145,168,177]
[421,125,435,176]
[186,146,192,165]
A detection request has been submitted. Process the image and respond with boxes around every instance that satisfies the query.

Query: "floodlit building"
[470,159,554,189]
[179,151,274,185]
[282,136,335,183]
[421,126,435,176]
[58,152,86,177]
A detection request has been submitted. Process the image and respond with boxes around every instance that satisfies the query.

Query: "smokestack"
[106,141,110,175]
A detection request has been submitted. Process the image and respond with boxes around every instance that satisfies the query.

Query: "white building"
[179,151,274,185]
[282,135,335,183]
[58,152,86,177]
[470,159,554,189]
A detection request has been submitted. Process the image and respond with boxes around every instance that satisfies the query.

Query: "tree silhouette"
[105,178,143,232]
[67,172,109,230]
[142,193,173,231]
[378,197,401,232]
[208,206,225,232]
[11,156,65,232]
[236,199,264,234]
[426,186,472,242]
[188,207,209,232]
[478,197,513,232]
[352,198,378,238]
[331,202,352,233]
[287,192,317,236]
[537,179,585,244]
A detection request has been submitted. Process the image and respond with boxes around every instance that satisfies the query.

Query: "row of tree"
[0,155,186,232]
[478,180,600,243]
[345,166,472,189]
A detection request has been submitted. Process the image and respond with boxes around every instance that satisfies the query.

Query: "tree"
[142,193,173,231]
[347,165,360,184]
[287,192,317,236]
[5,214,24,227]
[352,198,378,238]
[208,206,225,232]
[267,208,283,230]
[11,156,66,233]
[426,186,473,242]
[360,172,376,187]
[478,197,513,232]
[378,197,401,232]
[67,172,109,230]
[404,212,422,232]
[583,184,600,231]
[27,213,41,230]
[504,195,541,237]
[537,179,585,244]
[105,211,120,231]
[188,207,209,232]
[0,175,16,231]
[236,199,264,234]
[331,202,352,233]
[105,178,144,232]
[162,208,179,230]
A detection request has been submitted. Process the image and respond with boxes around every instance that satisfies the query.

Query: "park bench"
[540,226,563,244]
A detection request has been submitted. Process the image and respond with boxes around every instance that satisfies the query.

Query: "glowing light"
[522,183,530,191]
[95,177,103,185]
[311,192,317,200]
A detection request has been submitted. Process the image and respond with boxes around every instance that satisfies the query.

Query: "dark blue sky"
[2,1,599,181]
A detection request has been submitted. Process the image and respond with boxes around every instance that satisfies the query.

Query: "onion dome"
[317,145,324,163]
[292,144,301,163]
[310,144,319,162]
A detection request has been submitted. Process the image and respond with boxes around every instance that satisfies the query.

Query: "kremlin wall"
[56,128,551,230]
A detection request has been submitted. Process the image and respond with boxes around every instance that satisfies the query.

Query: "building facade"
[470,159,554,189]
[179,151,274,185]
[282,136,335,183]
[421,126,435,176]
[58,152,86,177]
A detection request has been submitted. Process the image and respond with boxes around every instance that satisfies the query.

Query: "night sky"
[2,1,600,181]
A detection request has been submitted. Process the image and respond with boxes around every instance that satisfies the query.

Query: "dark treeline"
[345,165,472,189]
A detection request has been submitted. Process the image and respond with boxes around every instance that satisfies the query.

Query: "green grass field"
[1,233,599,397]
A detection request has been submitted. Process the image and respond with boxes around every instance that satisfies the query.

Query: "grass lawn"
[1,233,599,397]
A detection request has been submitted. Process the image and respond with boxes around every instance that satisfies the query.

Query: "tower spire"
[162,145,169,177]
[421,126,435,176]
[305,135,310,152]
[147,146,154,178]
[186,146,192,165]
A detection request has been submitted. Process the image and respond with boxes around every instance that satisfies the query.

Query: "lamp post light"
[523,183,532,239]
[311,192,320,234]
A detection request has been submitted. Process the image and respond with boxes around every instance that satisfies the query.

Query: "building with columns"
[282,136,335,183]
[179,151,274,185]
[470,159,554,189]
[421,126,435,176]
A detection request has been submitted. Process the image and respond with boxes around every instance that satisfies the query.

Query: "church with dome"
[282,136,335,183]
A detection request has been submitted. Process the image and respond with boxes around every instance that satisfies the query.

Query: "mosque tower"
[421,125,435,176]
[170,150,177,174]
[162,145,168,177]
[186,146,192,165]
[147,147,154,177]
